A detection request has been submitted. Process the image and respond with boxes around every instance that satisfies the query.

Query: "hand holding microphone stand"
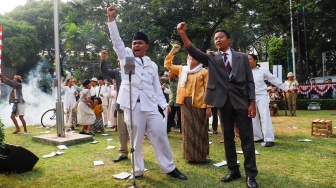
[124,57,141,188]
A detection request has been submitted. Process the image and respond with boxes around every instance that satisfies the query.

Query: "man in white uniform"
[105,5,187,180]
[248,54,289,147]
[96,77,109,126]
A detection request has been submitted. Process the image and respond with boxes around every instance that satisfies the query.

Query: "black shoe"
[79,131,86,134]
[261,141,274,147]
[221,171,241,183]
[246,177,258,188]
[113,156,128,162]
[86,132,94,136]
[167,168,187,180]
[254,139,264,143]
[128,174,143,180]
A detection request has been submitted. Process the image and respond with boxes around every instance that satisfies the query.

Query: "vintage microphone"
[124,57,141,188]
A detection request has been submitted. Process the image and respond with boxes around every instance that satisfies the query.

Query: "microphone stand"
[124,57,141,188]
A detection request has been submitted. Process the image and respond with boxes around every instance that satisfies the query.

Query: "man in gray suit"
[177,22,258,188]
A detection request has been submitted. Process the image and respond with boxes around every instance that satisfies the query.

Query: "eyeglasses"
[214,35,226,41]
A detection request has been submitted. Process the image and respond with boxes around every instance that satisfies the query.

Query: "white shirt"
[90,85,98,97]
[284,80,299,90]
[62,85,77,109]
[252,66,288,98]
[108,21,168,111]
[220,49,232,67]
[96,84,108,105]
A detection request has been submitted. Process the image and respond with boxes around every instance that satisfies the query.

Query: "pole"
[54,0,65,137]
[290,0,296,78]
[322,52,326,82]
[0,25,2,99]
[302,5,309,82]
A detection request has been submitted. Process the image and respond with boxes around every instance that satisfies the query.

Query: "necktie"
[98,86,101,96]
[223,53,232,79]
[139,57,144,65]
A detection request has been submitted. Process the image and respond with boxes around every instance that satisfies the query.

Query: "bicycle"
[40,108,65,128]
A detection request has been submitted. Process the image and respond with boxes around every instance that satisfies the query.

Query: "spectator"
[308,79,321,99]
[62,78,78,131]
[165,44,211,163]
[323,78,334,99]
[0,74,28,134]
[284,72,300,116]
[77,79,96,136]
[91,97,105,133]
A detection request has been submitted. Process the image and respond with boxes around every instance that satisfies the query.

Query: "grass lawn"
[1,110,336,188]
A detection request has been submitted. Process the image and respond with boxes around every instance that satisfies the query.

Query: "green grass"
[1,110,336,188]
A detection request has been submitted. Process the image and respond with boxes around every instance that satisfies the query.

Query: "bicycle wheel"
[41,109,57,128]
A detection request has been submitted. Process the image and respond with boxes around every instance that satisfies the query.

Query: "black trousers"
[211,107,218,131]
[219,97,258,178]
[167,105,181,133]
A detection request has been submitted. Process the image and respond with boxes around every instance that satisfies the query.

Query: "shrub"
[275,99,336,110]
[0,117,5,149]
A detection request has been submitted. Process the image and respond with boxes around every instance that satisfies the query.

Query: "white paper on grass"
[209,142,212,145]
[208,131,213,134]
[57,145,68,150]
[101,133,109,136]
[113,172,131,180]
[237,150,259,155]
[90,141,98,144]
[288,126,298,129]
[107,146,116,149]
[298,139,312,142]
[94,161,104,166]
[42,151,64,159]
[213,160,240,167]
[106,138,113,141]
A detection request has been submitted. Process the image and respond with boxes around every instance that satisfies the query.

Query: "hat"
[90,77,98,82]
[267,86,273,90]
[327,78,332,81]
[82,79,91,87]
[132,31,149,44]
[287,72,294,77]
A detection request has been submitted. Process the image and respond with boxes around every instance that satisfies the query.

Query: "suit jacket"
[186,44,255,110]
[100,60,123,112]
[107,21,168,111]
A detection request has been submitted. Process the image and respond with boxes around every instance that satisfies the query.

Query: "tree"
[0,16,41,76]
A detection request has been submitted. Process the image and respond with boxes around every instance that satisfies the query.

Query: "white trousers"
[102,104,108,125]
[253,95,275,142]
[123,102,175,176]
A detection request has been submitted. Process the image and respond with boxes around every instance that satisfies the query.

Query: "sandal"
[12,130,21,134]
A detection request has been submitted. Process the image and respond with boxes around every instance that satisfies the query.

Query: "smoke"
[0,62,59,128]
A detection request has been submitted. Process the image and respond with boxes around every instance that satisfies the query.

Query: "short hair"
[14,75,22,83]
[214,28,231,39]
[311,79,315,81]
[82,79,91,87]
[98,76,104,81]
[94,97,102,104]
[248,54,258,61]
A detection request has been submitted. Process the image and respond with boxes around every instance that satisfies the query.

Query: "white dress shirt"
[252,66,288,98]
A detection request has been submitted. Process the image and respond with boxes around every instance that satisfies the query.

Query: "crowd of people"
[2,5,336,188]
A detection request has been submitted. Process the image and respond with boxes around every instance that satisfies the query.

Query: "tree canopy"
[0,0,335,83]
